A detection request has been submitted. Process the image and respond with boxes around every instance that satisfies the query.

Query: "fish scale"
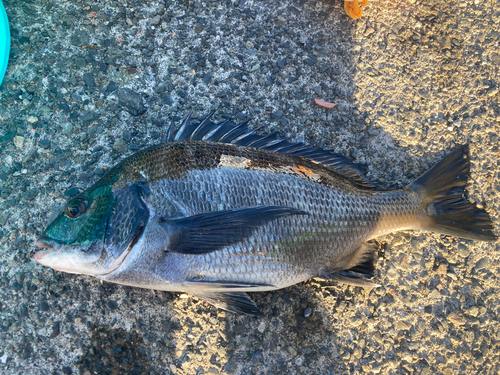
[34,113,496,316]
[141,165,403,290]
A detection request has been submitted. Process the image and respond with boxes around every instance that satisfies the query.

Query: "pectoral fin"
[159,206,308,254]
[190,291,262,316]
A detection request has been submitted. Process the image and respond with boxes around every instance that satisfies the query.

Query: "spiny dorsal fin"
[165,110,374,188]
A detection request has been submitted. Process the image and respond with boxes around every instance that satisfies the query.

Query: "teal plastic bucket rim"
[0,0,10,85]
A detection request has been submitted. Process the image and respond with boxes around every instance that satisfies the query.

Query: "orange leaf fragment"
[314,99,336,109]
[388,289,397,299]
[344,0,368,19]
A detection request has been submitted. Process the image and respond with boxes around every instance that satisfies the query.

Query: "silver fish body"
[35,112,497,315]
[103,146,414,291]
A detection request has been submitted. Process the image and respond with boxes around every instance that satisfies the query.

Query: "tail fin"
[409,144,496,241]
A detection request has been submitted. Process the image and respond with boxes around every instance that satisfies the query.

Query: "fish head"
[35,176,151,277]
[35,185,115,275]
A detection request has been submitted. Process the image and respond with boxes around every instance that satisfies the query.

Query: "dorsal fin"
[165,110,374,188]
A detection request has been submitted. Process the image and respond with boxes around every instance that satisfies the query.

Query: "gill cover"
[44,186,113,246]
[105,183,150,258]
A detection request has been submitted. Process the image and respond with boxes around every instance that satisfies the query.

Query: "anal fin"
[190,291,262,316]
[185,280,275,289]
[320,241,380,288]
[324,271,380,288]
[345,241,379,277]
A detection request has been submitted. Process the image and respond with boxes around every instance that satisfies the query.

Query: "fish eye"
[66,198,89,219]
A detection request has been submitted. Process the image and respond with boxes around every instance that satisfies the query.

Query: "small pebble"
[458,244,469,257]
[386,264,398,280]
[122,131,132,142]
[487,88,498,97]
[51,321,61,338]
[13,136,24,148]
[437,264,447,275]
[117,88,142,111]
[111,346,122,355]
[112,140,128,153]
[447,312,467,326]
[304,307,312,318]
[151,15,161,25]
[475,257,489,271]
[364,27,375,36]
[64,188,80,196]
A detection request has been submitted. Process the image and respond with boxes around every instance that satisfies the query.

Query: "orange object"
[314,99,337,109]
[344,0,368,19]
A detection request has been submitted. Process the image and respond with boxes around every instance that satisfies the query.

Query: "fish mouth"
[34,248,62,266]
[34,250,48,263]
[36,236,55,249]
[34,236,66,269]
[33,249,67,272]
[33,242,89,274]
[35,235,58,264]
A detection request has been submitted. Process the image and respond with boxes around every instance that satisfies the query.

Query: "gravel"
[0,0,499,374]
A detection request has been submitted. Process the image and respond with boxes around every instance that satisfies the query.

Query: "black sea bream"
[34,110,497,315]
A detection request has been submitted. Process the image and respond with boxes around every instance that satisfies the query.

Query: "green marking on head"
[45,185,113,246]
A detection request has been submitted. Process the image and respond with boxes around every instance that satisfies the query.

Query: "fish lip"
[33,249,78,274]
[34,249,60,264]
[33,250,60,269]
[34,250,48,263]
[36,236,55,249]
[34,236,63,264]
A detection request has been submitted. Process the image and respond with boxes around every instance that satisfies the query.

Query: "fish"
[34,110,497,316]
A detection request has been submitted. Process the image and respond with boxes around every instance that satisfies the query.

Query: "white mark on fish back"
[219,154,251,168]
